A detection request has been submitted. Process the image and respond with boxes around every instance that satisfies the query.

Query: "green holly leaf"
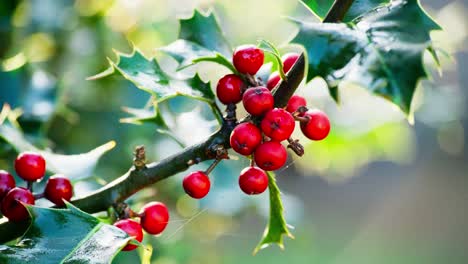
[299,0,390,22]
[89,50,216,104]
[253,172,294,254]
[160,9,235,72]
[259,40,287,81]
[159,40,215,70]
[292,0,440,113]
[179,9,231,56]
[120,103,169,128]
[120,104,186,147]
[0,204,131,263]
[89,10,229,122]
[185,73,216,101]
[0,121,115,180]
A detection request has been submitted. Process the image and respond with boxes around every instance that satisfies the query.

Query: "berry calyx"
[233,45,264,75]
[254,141,287,171]
[1,187,35,222]
[0,170,15,200]
[183,171,210,199]
[266,71,280,90]
[139,201,169,235]
[230,122,262,155]
[216,74,244,104]
[286,95,307,113]
[114,219,143,251]
[261,108,295,142]
[300,109,331,141]
[282,52,300,73]
[238,167,269,195]
[44,175,73,207]
[14,152,46,182]
[242,86,274,116]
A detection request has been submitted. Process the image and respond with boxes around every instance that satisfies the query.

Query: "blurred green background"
[0,0,467,263]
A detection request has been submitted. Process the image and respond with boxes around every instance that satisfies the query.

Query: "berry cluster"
[182,45,331,199]
[0,152,74,222]
[112,201,169,251]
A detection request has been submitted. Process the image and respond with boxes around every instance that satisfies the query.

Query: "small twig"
[133,145,147,170]
[292,106,309,117]
[294,115,309,123]
[205,145,228,174]
[245,74,259,87]
[212,144,229,160]
[323,0,355,22]
[205,159,222,175]
[33,193,44,200]
[287,138,305,157]
[113,202,142,220]
[256,76,265,86]
[27,181,33,192]
[225,104,237,123]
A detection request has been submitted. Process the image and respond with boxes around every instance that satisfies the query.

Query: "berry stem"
[323,0,355,22]
[33,193,44,200]
[250,156,255,167]
[293,106,309,117]
[225,103,237,124]
[205,158,222,175]
[245,74,259,87]
[27,181,33,192]
[113,202,142,219]
[287,138,305,157]
[294,115,310,123]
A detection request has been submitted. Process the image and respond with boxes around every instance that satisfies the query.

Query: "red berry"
[233,45,264,75]
[14,152,46,182]
[266,71,280,90]
[285,95,307,113]
[230,122,262,155]
[242,87,274,116]
[139,201,169,235]
[254,141,287,171]
[216,74,244,104]
[282,52,300,73]
[0,170,15,200]
[44,175,73,207]
[261,108,295,142]
[300,109,331,140]
[238,167,268,195]
[183,171,210,199]
[1,187,35,222]
[114,219,143,251]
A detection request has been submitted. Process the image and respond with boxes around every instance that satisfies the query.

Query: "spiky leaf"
[292,0,440,113]
[160,9,235,71]
[89,50,216,104]
[0,204,130,263]
[159,40,215,70]
[179,9,231,56]
[254,172,294,254]
[299,0,390,22]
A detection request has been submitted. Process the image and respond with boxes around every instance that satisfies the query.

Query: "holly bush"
[0,0,443,263]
